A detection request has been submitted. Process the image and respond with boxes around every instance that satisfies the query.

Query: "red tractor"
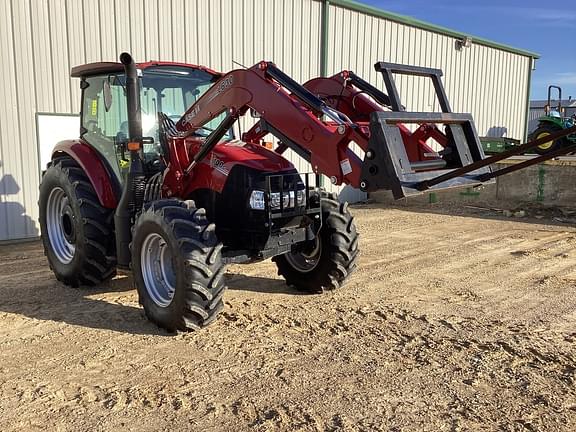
[39,53,500,331]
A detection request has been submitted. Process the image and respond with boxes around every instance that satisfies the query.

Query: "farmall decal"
[210,154,230,176]
[207,76,234,102]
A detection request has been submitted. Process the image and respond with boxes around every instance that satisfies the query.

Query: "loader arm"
[175,62,370,187]
[244,70,449,165]
[301,72,447,163]
[176,61,497,199]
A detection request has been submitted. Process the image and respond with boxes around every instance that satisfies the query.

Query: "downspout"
[319,0,330,188]
[523,57,534,142]
[320,0,330,78]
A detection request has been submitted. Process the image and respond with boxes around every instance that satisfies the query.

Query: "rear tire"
[532,123,567,155]
[131,199,226,332]
[39,156,116,287]
[273,193,359,293]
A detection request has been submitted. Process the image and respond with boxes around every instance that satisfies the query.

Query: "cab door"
[80,74,128,182]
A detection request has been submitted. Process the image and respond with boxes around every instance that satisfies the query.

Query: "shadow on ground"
[0,273,164,335]
[226,273,306,295]
[0,254,300,335]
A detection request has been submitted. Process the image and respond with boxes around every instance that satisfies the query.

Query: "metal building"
[0,0,539,242]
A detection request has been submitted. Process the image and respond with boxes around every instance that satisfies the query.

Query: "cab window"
[81,74,127,180]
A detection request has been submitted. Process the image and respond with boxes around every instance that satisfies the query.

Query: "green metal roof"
[329,0,540,59]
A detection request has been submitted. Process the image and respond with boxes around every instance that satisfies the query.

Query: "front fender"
[52,140,119,208]
[538,116,564,128]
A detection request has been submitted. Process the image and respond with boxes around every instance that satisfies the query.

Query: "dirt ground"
[1,203,576,431]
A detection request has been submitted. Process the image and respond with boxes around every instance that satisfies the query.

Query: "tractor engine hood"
[210,140,295,172]
[176,137,297,196]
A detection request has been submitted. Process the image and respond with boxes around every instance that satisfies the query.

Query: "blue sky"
[362,0,576,101]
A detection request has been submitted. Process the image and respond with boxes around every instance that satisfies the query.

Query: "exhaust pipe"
[114,52,145,269]
[120,52,143,140]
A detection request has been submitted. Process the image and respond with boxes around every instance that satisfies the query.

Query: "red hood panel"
[172,138,297,197]
[212,140,294,172]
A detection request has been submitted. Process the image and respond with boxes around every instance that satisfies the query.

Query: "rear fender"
[52,140,119,208]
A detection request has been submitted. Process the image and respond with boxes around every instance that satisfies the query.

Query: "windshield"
[140,65,233,139]
[80,65,232,182]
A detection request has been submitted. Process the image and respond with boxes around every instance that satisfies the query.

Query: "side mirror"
[103,79,113,112]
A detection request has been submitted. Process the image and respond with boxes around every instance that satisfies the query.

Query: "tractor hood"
[177,137,297,196]
[212,140,295,173]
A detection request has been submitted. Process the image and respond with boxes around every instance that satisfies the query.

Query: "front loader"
[39,53,576,332]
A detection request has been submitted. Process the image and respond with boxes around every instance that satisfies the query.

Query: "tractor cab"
[71,61,230,181]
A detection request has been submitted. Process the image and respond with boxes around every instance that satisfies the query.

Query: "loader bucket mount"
[359,62,492,199]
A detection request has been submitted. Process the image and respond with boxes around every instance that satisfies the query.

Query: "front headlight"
[269,192,281,209]
[249,190,265,210]
[248,189,307,210]
[296,189,306,206]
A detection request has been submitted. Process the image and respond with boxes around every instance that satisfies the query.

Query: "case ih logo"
[183,105,200,124]
[183,76,233,126]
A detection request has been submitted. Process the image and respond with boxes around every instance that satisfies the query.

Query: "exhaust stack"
[114,52,145,269]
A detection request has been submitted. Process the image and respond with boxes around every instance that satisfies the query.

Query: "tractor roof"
[70,61,222,78]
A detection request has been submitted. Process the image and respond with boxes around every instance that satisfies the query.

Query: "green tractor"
[530,85,576,155]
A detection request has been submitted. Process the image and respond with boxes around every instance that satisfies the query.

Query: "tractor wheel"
[39,156,116,286]
[131,199,226,332]
[532,123,567,155]
[273,193,359,293]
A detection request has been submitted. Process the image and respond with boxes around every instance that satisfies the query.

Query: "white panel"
[0,0,22,240]
[30,0,54,113]
[184,0,199,63]
[128,0,146,60]
[99,0,117,61]
[49,0,71,112]
[83,0,102,62]
[11,0,41,237]
[0,0,39,240]
[67,0,86,113]
[37,114,80,170]
[171,0,186,61]
[144,0,159,59]
[196,0,210,66]
[114,0,131,55]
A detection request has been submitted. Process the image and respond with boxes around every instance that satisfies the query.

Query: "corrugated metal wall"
[327,4,531,141]
[0,0,533,241]
[0,0,322,241]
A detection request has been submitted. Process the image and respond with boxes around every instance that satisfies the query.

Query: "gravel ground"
[1,203,575,431]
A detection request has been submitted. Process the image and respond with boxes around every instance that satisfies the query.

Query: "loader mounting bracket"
[361,112,492,198]
[360,62,492,198]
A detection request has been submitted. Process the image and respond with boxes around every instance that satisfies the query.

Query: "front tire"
[532,123,567,155]
[273,193,359,293]
[131,199,226,332]
[39,156,116,286]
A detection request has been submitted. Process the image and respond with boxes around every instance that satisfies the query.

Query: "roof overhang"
[70,61,223,78]
[71,62,124,78]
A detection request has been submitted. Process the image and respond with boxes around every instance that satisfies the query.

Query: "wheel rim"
[537,131,554,150]
[285,236,322,273]
[141,233,176,307]
[46,187,76,264]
